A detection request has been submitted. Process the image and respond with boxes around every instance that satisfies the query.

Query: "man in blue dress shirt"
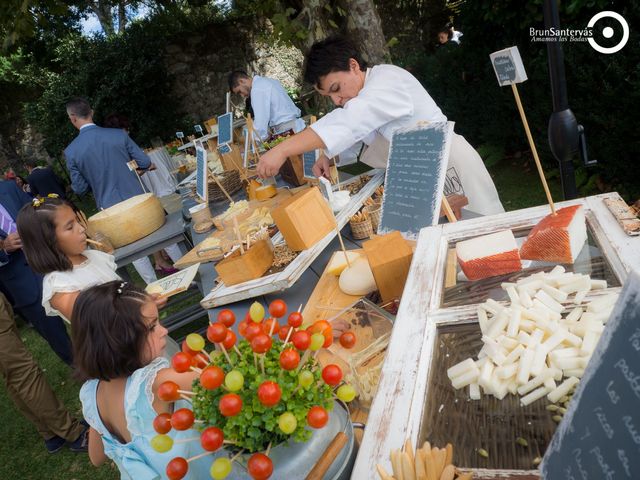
[228,71,305,140]
[63,97,176,284]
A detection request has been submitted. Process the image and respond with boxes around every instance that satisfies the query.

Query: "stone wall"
[164,21,304,123]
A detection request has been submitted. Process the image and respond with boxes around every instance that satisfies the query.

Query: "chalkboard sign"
[195,144,208,202]
[176,131,184,139]
[378,122,453,240]
[194,124,203,135]
[303,150,317,179]
[490,46,527,86]
[217,112,233,146]
[218,143,231,155]
[541,270,640,479]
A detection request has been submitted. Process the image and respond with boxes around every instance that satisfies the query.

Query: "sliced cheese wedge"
[339,258,377,296]
[456,230,522,281]
[327,251,362,276]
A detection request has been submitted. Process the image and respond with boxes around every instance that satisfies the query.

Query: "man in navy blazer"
[0,180,73,364]
[64,97,154,210]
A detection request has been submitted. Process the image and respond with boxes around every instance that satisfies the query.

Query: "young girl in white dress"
[17,196,165,323]
[72,281,212,479]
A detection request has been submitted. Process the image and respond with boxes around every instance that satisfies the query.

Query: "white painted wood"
[352,193,640,479]
[200,171,385,308]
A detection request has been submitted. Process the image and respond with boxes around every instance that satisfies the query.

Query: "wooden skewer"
[186,450,211,463]
[232,217,244,254]
[511,83,556,215]
[211,174,235,203]
[85,238,105,247]
[441,196,457,223]
[177,389,195,396]
[335,227,351,268]
[218,343,234,366]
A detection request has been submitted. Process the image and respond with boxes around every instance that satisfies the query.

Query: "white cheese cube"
[544,377,557,390]
[563,368,585,378]
[547,376,580,403]
[535,290,565,314]
[447,358,478,380]
[451,369,480,389]
[542,283,569,302]
[520,386,550,406]
[517,348,535,385]
[469,383,481,400]
[496,363,519,379]
[530,347,549,377]
[506,286,520,305]
[590,279,607,290]
[573,290,589,305]
[565,307,584,322]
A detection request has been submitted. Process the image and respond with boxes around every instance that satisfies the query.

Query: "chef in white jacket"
[257,36,504,216]
[228,71,305,140]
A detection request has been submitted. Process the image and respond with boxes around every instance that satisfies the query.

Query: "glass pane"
[442,223,621,308]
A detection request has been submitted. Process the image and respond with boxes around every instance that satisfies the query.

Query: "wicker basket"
[87,194,165,248]
[350,216,373,240]
[366,203,382,232]
[191,170,242,202]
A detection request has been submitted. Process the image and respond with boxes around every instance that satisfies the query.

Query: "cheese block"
[338,258,378,296]
[327,251,362,276]
[255,184,277,201]
[456,230,522,281]
[520,205,587,264]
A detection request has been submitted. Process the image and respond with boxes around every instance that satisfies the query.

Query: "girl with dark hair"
[16,196,166,323]
[257,35,504,216]
[72,281,209,478]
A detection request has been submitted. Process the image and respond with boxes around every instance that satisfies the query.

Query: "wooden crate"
[280,154,306,187]
[363,231,413,303]
[271,186,336,251]
[214,239,274,286]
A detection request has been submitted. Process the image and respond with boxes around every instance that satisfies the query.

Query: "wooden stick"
[266,442,272,457]
[85,238,105,248]
[180,394,192,402]
[282,326,294,349]
[211,174,234,203]
[177,389,195,396]
[441,196,457,223]
[335,228,351,268]
[219,344,233,366]
[186,450,211,463]
[511,83,556,215]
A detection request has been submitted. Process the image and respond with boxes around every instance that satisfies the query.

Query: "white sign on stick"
[490,46,528,86]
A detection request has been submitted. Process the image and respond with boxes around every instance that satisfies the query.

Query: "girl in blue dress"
[72,281,211,479]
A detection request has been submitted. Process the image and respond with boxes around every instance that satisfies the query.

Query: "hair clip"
[47,193,59,199]
[116,281,127,294]
[32,197,44,208]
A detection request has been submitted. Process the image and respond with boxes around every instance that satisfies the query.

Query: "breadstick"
[401,452,416,480]
[444,443,453,467]
[404,439,415,467]
[455,473,473,480]
[376,464,395,480]
[391,450,404,480]
[433,448,446,479]
[415,450,427,480]
[439,465,455,480]
[424,450,437,480]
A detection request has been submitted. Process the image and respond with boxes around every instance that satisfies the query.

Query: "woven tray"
[192,170,242,202]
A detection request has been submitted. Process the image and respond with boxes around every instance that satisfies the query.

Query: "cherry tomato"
[251,334,272,354]
[339,331,357,349]
[322,364,343,386]
[279,349,300,371]
[200,365,225,390]
[291,330,311,350]
[245,322,262,341]
[219,393,243,416]
[181,340,198,356]
[171,352,193,373]
[200,426,224,451]
[192,352,208,369]
[309,320,333,348]
[207,323,228,343]
[268,299,287,319]
[287,311,303,328]
[257,381,282,407]
[217,309,236,327]
[262,318,279,336]
[222,330,236,350]
[171,408,195,430]
[307,406,329,428]
[278,325,293,341]
[166,457,188,480]
[238,318,251,338]
[158,381,180,401]
[153,413,172,434]
[247,452,274,480]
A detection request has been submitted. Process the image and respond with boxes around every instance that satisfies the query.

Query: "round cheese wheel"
[339,258,377,296]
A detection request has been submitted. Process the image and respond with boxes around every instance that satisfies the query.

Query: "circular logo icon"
[587,11,629,54]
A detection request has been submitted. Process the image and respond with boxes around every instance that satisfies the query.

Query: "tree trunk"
[297,0,334,54]
[343,0,389,64]
[118,1,127,33]
[89,1,115,36]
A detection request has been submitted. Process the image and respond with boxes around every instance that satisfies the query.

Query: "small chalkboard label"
[195,145,208,202]
[541,271,640,479]
[490,46,527,86]
[378,122,453,239]
[194,124,203,135]
[303,150,317,179]
[218,143,231,155]
[176,131,184,139]
[217,112,233,146]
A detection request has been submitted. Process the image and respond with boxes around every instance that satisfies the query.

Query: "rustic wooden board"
[200,171,385,308]
[175,187,305,269]
[352,193,640,479]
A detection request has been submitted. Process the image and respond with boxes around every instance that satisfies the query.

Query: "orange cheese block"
[520,205,587,264]
[456,230,522,281]
[255,184,277,201]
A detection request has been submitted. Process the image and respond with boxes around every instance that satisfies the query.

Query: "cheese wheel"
[338,258,377,296]
[256,184,277,201]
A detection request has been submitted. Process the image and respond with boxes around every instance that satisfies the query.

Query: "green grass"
[0,155,560,478]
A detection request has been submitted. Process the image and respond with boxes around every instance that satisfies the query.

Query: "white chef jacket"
[250,76,305,140]
[310,64,504,216]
